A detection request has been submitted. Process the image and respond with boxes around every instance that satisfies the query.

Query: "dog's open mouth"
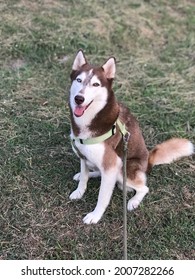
[74,101,93,117]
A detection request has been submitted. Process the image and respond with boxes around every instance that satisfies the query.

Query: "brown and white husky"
[68,50,194,224]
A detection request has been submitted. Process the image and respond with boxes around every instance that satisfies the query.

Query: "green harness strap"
[72,118,128,145]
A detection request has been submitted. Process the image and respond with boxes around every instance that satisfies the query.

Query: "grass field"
[0,0,194,260]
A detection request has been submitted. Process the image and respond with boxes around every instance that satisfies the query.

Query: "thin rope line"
[122,133,129,260]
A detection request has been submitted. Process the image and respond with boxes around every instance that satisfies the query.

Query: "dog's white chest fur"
[71,132,105,170]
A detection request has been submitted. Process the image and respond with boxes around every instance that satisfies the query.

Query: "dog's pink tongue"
[74,106,85,117]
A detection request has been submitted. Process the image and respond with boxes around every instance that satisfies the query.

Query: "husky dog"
[68,50,194,224]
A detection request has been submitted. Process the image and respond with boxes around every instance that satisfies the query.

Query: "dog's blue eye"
[93,82,100,87]
[76,78,82,83]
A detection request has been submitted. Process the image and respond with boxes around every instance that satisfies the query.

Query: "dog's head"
[69,50,116,118]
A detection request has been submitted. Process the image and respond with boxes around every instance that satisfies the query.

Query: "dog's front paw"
[127,198,140,211]
[73,173,81,181]
[69,189,83,200]
[83,211,101,224]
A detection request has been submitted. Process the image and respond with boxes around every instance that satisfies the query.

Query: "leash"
[122,131,130,260]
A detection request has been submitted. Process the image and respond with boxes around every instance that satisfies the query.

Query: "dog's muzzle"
[75,95,85,105]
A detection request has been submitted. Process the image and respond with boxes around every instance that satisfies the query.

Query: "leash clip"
[123,132,130,151]
[124,132,130,143]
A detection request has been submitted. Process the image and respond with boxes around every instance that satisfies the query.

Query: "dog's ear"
[102,57,116,79]
[72,50,87,70]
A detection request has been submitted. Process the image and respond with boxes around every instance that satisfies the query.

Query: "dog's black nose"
[75,95,85,105]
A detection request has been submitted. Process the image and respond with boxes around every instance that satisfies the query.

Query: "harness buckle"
[112,124,116,136]
[124,132,130,143]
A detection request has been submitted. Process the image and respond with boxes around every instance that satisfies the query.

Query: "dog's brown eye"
[76,78,82,83]
[93,82,100,87]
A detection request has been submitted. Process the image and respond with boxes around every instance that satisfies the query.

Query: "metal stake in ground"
[122,132,130,260]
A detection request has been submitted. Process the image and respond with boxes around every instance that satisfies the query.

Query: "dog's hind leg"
[69,159,89,200]
[118,160,149,211]
[126,171,149,211]
[127,174,149,211]
[73,170,100,181]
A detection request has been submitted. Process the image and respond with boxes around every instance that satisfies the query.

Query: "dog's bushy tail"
[148,138,194,171]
